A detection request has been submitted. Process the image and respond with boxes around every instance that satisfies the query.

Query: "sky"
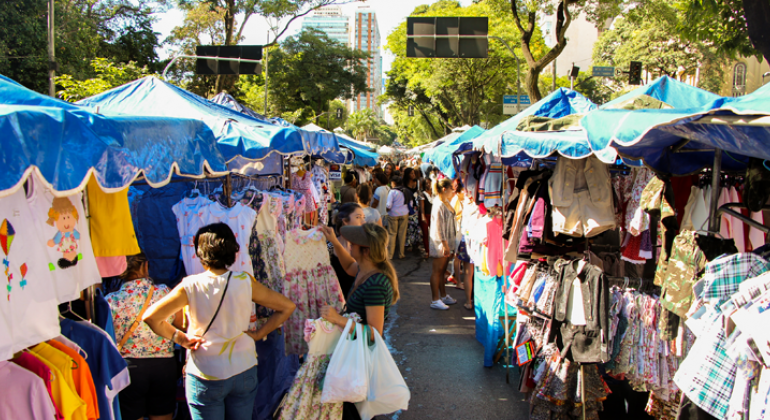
[153,0,474,76]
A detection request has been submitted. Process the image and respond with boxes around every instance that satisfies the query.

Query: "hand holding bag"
[355,326,410,419]
[321,319,370,403]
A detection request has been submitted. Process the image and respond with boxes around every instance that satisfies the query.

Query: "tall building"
[300,6,352,47]
[353,6,382,116]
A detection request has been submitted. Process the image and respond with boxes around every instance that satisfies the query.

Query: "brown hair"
[356,184,373,205]
[432,178,453,196]
[361,223,400,304]
[46,197,79,226]
[194,223,240,270]
[120,252,148,280]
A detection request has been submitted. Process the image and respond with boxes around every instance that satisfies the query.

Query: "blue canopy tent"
[425,125,486,178]
[0,75,228,196]
[470,88,604,165]
[580,76,752,174]
[76,77,345,167]
[301,124,377,166]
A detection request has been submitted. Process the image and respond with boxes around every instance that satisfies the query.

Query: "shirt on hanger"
[0,361,58,420]
[202,202,257,276]
[172,195,214,276]
[76,321,130,420]
[28,349,87,420]
[47,340,100,420]
[85,176,141,257]
[31,342,90,420]
[0,187,61,359]
[12,352,63,419]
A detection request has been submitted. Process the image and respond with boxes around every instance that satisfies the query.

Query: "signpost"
[503,95,530,114]
[592,66,615,78]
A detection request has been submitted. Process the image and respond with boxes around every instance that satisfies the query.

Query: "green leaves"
[56,58,155,101]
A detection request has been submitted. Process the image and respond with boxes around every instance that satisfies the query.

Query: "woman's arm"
[320,305,385,337]
[371,191,380,209]
[376,216,383,227]
[171,309,185,330]
[244,278,296,342]
[143,285,204,350]
[321,226,359,276]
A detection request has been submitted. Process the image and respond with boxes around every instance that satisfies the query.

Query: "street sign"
[195,45,263,75]
[503,95,529,114]
[592,66,615,78]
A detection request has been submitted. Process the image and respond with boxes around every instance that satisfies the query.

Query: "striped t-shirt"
[344,273,394,325]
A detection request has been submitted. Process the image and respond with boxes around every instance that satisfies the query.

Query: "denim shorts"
[186,365,258,420]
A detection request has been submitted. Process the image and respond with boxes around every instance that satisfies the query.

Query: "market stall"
[444,76,770,420]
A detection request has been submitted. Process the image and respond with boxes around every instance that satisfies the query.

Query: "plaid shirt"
[703,253,770,305]
[675,253,770,418]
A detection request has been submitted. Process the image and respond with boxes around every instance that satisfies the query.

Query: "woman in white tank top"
[144,223,295,420]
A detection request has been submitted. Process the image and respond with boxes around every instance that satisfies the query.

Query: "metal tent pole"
[707,150,723,234]
[502,163,511,383]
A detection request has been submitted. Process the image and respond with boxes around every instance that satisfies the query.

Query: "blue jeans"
[186,366,258,420]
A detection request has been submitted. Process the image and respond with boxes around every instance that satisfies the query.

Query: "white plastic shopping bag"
[355,326,411,419]
[321,319,370,403]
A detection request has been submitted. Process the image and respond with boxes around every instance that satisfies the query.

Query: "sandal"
[464,303,474,310]
[447,276,457,284]
[455,283,465,290]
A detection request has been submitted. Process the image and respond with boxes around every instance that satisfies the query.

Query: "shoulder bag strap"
[202,271,233,337]
[117,286,155,352]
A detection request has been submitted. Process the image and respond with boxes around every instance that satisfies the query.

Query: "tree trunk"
[744,0,770,64]
[214,0,238,95]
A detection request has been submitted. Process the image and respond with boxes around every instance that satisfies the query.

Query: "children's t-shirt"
[0,361,58,420]
[48,339,100,420]
[26,173,102,303]
[85,175,141,257]
[12,352,63,420]
[0,187,61,359]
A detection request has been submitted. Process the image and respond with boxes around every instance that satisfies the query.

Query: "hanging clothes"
[85,176,141,257]
[0,361,58,419]
[282,228,345,355]
[311,164,331,226]
[201,201,257,275]
[11,351,64,419]
[278,318,344,420]
[291,172,316,215]
[0,187,61,360]
[483,155,504,208]
[172,194,213,276]
[250,194,286,293]
[26,173,102,303]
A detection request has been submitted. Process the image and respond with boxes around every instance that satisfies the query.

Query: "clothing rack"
[716,203,770,234]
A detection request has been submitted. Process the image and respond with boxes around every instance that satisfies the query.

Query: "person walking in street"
[329,202,367,298]
[356,184,383,226]
[339,171,358,204]
[386,176,410,260]
[320,223,400,420]
[402,168,421,253]
[143,223,296,420]
[418,176,433,259]
[428,179,457,310]
[371,172,391,227]
[107,252,184,420]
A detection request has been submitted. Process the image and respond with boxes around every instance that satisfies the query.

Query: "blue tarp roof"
[0,74,228,196]
[581,76,755,174]
[426,126,486,178]
[472,88,600,161]
[300,124,376,166]
[77,77,343,162]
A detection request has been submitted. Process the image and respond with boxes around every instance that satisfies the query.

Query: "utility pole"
[264,31,269,114]
[48,0,55,97]
[552,58,557,92]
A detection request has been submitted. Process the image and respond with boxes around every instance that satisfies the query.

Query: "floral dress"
[249,194,287,326]
[279,318,344,420]
[106,278,175,358]
[283,228,345,355]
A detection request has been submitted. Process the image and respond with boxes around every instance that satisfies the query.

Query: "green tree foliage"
[345,109,380,142]
[56,58,155,102]
[266,30,370,125]
[0,0,165,93]
[593,0,725,93]
[384,0,538,144]
[677,0,769,64]
[317,100,349,130]
[165,0,356,95]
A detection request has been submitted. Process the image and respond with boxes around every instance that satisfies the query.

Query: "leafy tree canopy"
[593,0,725,94]
[56,58,155,102]
[0,0,165,93]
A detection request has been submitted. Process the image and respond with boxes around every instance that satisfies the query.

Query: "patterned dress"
[283,228,345,355]
[249,194,287,326]
[279,318,344,420]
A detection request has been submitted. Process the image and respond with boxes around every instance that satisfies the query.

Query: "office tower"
[353,6,382,116]
[301,6,352,47]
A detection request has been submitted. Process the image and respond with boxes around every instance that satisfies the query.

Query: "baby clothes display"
[283,228,345,355]
[171,194,213,276]
[26,172,102,304]
[311,164,332,226]
[291,172,316,215]
[278,318,343,420]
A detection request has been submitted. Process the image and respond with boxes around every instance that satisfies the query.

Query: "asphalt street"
[380,255,531,420]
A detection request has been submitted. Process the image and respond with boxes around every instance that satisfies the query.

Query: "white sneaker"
[431,300,450,310]
[442,294,457,305]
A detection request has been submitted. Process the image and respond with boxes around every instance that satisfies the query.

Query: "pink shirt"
[0,361,57,420]
[486,217,504,277]
[12,353,63,419]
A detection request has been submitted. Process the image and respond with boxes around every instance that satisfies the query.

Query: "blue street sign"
[503,95,517,104]
[592,66,615,77]
[519,95,530,105]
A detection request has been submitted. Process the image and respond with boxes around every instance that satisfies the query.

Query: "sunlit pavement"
[380,255,530,420]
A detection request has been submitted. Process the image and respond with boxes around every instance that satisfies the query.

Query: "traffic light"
[408,106,415,117]
[336,108,343,119]
[628,61,642,85]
